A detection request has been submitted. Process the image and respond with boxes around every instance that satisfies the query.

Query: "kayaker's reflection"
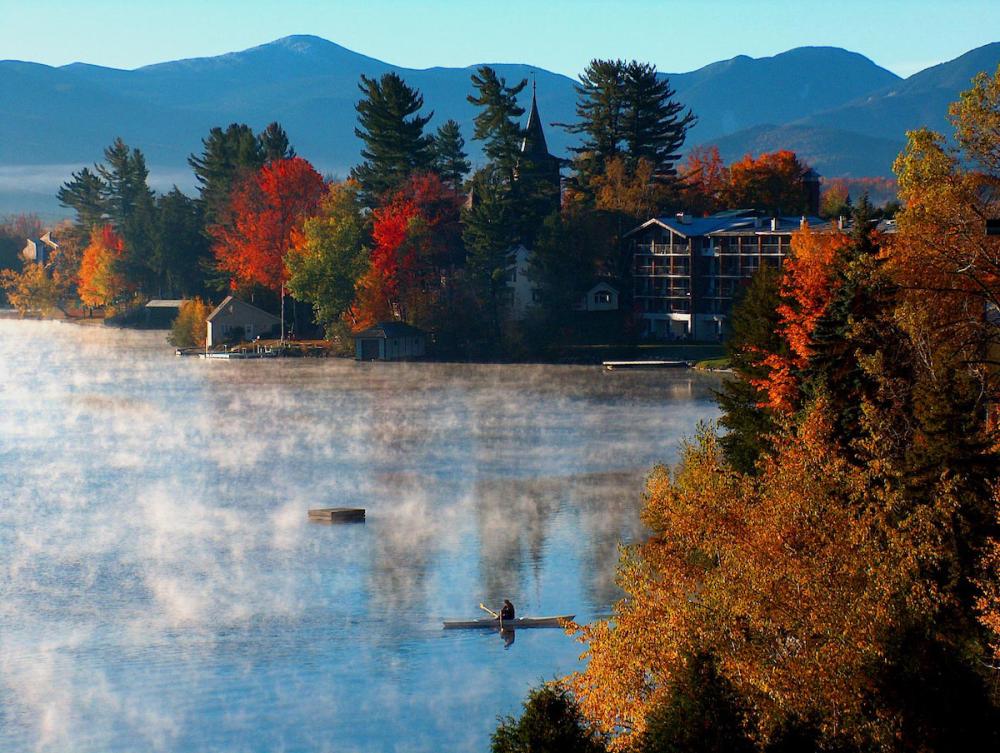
[501,628,515,648]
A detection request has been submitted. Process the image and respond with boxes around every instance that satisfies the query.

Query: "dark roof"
[206,295,281,323]
[352,321,426,339]
[520,84,550,159]
[625,212,829,239]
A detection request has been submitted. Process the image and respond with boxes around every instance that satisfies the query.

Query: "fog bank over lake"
[0,320,722,752]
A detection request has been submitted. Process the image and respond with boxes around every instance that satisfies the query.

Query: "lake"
[0,320,722,752]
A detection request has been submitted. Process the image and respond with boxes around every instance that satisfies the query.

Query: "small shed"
[353,321,426,361]
[206,296,281,347]
[144,299,187,328]
[575,281,620,312]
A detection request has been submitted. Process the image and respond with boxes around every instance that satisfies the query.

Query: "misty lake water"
[0,319,722,753]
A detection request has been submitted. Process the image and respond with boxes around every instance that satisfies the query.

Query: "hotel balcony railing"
[638,243,689,256]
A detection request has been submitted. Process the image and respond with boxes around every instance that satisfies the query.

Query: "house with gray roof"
[206,296,280,347]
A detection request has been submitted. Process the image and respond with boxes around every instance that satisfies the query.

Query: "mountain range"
[1,35,999,216]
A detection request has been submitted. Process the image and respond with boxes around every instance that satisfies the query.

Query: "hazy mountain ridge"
[1,35,998,214]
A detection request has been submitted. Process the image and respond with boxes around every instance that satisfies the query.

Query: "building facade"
[206,296,281,347]
[627,211,828,340]
[353,321,426,361]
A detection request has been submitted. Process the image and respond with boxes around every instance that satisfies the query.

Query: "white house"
[21,232,58,265]
[206,296,281,347]
[575,281,620,312]
[503,244,539,321]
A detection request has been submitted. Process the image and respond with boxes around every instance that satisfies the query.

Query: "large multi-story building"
[627,211,830,340]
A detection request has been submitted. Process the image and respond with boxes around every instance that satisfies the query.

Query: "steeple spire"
[521,75,549,157]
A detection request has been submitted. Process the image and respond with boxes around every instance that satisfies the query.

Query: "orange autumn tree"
[211,156,325,293]
[679,145,729,215]
[725,150,811,214]
[348,172,461,329]
[570,223,999,751]
[752,225,851,413]
[78,225,129,308]
[571,396,916,750]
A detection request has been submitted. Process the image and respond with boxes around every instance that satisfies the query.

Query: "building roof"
[352,321,426,339]
[206,295,281,323]
[626,212,829,239]
[145,299,187,308]
[586,280,620,294]
[520,82,550,159]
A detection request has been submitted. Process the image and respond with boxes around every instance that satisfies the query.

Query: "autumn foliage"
[570,68,1000,751]
[78,225,129,308]
[754,226,852,413]
[211,156,325,292]
[348,172,461,329]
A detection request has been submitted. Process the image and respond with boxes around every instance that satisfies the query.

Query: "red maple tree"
[349,172,461,328]
[211,157,325,292]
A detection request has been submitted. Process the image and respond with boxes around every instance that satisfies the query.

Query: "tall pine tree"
[622,61,696,179]
[97,138,158,293]
[430,119,471,192]
[561,59,628,188]
[351,72,433,205]
[57,167,108,244]
[188,123,265,227]
[258,122,296,163]
[467,66,526,183]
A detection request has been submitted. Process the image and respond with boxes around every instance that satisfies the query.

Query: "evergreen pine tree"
[57,167,108,241]
[258,122,296,163]
[716,264,784,474]
[462,165,519,343]
[467,66,526,183]
[560,59,628,188]
[351,72,434,205]
[154,188,210,297]
[430,119,471,192]
[96,138,158,293]
[188,123,264,226]
[622,61,696,179]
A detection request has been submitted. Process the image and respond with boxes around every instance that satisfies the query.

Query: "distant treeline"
[0,57,880,356]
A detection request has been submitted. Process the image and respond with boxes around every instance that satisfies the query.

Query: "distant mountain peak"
[259,34,342,55]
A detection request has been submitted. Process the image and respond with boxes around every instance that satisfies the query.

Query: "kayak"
[442,614,574,629]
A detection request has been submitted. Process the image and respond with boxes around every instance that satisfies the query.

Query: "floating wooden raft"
[308,507,366,523]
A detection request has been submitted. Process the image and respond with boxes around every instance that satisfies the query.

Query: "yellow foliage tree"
[0,262,70,317]
[168,297,211,348]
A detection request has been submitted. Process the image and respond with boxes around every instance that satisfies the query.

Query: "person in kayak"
[500,599,515,622]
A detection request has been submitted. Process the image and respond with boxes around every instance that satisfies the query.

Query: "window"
[594,291,612,304]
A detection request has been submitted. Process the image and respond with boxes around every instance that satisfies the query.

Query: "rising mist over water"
[0,320,722,752]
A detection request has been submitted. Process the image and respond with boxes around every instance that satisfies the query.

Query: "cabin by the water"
[353,321,426,361]
[206,296,281,347]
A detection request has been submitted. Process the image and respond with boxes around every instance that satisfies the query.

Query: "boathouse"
[144,299,186,328]
[206,296,280,347]
[353,321,426,361]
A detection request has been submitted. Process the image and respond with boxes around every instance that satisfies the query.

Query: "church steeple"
[520,79,550,158]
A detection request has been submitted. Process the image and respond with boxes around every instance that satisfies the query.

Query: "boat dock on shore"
[602,360,690,371]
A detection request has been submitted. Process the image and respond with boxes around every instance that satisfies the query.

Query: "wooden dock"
[308,507,366,523]
[602,360,690,371]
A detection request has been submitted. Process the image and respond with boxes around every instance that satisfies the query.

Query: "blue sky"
[2,0,998,78]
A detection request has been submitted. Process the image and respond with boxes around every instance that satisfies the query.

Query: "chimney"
[675,212,691,224]
[803,168,821,216]
[837,215,846,231]
[800,216,808,230]
[770,217,779,231]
